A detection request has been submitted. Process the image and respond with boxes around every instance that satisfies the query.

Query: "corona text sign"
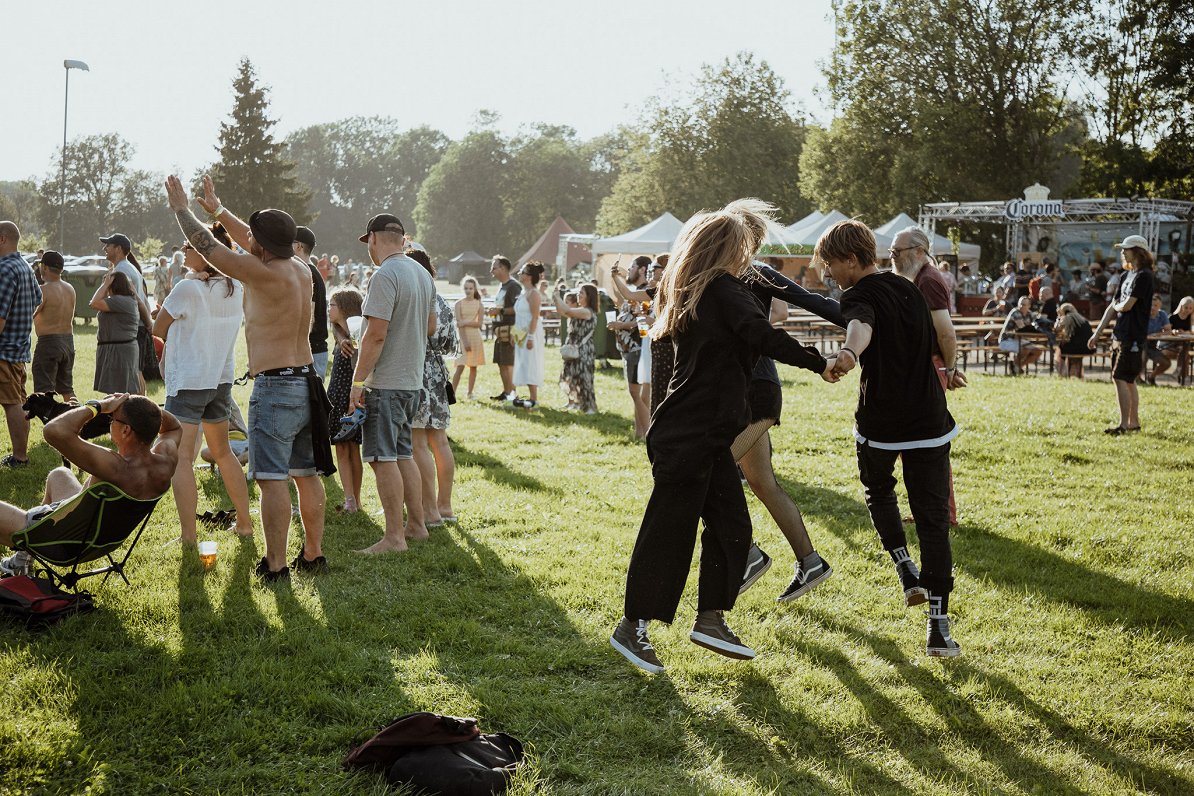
[1005,183,1064,221]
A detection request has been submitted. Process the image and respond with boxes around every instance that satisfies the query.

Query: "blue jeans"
[247,376,315,480]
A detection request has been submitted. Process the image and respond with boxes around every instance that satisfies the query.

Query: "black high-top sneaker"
[890,547,927,606]
[926,594,961,657]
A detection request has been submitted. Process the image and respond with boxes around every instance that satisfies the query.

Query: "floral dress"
[560,312,597,412]
[326,334,360,444]
[412,294,459,430]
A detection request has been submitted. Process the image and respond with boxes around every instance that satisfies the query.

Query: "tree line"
[3,0,1189,266]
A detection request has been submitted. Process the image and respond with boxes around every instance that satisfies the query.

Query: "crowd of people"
[6,178,1187,671]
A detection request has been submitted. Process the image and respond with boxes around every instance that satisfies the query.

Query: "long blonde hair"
[653,199,776,338]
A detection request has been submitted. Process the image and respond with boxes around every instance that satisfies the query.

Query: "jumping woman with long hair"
[610,199,837,674]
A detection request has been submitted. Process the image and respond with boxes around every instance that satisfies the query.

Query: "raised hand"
[165,175,190,212]
[198,175,221,215]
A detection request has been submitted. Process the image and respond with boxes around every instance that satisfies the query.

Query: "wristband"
[84,400,101,418]
[352,381,366,388]
[840,346,858,360]
[209,204,226,219]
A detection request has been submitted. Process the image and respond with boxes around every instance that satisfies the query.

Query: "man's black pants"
[856,441,954,595]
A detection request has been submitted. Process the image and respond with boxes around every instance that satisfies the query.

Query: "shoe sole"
[905,587,929,607]
[926,645,962,658]
[689,632,756,660]
[738,556,772,595]
[609,635,664,674]
[776,565,833,602]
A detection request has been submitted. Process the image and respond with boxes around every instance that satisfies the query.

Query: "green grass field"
[1,322,1192,795]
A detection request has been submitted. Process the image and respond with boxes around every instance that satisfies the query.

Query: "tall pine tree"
[209,59,311,223]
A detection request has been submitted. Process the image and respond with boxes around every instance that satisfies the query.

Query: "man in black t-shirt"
[816,220,962,658]
[1089,236,1155,434]
[294,226,329,378]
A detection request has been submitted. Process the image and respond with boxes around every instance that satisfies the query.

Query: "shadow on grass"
[452,442,561,495]
[774,476,1193,644]
[471,398,639,446]
[803,610,1189,794]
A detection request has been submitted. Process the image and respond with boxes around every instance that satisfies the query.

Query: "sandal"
[332,407,367,444]
[1104,426,1126,435]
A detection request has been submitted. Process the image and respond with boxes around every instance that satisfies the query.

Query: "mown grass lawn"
[1,321,1192,795]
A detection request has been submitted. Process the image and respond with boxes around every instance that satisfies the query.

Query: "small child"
[326,287,365,513]
[816,220,962,658]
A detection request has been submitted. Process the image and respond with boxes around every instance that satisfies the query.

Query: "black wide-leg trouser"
[624,447,752,624]
[856,440,954,596]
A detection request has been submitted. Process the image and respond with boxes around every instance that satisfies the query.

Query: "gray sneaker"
[739,543,772,595]
[610,617,664,674]
[690,611,756,660]
[0,551,33,577]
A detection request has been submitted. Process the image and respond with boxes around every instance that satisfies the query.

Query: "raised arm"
[553,291,592,320]
[750,264,845,327]
[196,175,252,251]
[610,264,650,303]
[44,394,130,480]
[166,176,265,283]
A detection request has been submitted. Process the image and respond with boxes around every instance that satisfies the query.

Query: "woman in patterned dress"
[554,283,598,413]
[326,286,364,513]
[407,249,460,525]
[451,276,485,399]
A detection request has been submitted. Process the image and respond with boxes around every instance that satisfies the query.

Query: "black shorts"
[492,327,515,367]
[32,334,75,395]
[622,350,641,385]
[1112,343,1144,382]
[748,380,782,424]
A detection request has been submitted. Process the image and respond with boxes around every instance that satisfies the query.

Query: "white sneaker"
[0,551,33,577]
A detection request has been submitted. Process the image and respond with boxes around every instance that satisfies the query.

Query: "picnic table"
[1150,333,1193,386]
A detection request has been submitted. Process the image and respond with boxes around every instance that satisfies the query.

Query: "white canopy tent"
[877,213,981,261]
[591,212,684,289]
[785,209,849,238]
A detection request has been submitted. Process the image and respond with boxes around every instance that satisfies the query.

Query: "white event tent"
[591,212,684,289]
[876,213,981,261]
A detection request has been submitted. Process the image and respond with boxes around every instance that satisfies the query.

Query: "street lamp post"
[60,59,89,251]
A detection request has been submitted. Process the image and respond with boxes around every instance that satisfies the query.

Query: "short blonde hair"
[813,220,876,270]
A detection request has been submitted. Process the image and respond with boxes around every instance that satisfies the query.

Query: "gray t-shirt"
[362,254,434,391]
[114,259,148,304]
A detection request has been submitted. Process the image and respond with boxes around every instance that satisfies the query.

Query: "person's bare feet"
[404,524,430,542]
[232,522,254,538]
[355,536,409,554]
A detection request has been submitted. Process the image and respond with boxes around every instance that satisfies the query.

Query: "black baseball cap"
[248,209,297,260]
[99,233,132,251]
[294,226,317,251]
[41,251,65,270]
[358,213,406,243]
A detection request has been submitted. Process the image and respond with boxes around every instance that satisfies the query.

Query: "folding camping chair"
[8,482,163,591]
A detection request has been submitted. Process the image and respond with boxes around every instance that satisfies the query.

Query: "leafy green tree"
[596,53,810,233]
[801,0,1081,223]
[286,118,448,256]
[502,125,620,250]
[412,126,511,258]
[208,58,311,223]
[0,180,40,237]
[37,133,136,253]
[1076,0,1194,196]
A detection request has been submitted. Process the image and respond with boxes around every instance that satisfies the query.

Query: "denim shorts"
[165,383,233,425]
[362,388,421,462]
[247,375,316,480]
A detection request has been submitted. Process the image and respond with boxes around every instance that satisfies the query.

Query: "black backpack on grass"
[343,711,524,795]
[0,576,95,628]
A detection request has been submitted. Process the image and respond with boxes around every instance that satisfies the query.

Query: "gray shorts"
[622,349,642,385]
[165,383,233,425]
[247,375,316,481]
[362,388,421,462]
[32,334,74,395]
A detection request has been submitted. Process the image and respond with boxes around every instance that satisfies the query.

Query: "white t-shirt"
[161,275,244,396]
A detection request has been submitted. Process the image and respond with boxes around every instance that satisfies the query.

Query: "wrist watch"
[85,399,103,412]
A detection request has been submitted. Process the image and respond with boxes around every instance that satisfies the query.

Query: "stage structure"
[918,184,1194,268]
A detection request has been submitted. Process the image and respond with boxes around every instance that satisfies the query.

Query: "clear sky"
[4,0,836,184]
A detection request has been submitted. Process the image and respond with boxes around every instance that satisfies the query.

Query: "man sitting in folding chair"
[0,393,180,580]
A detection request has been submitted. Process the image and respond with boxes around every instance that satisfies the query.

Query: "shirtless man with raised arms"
[165,174,330,580]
